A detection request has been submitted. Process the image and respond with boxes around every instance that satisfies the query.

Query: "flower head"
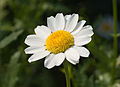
[24,13,94,69]
[95,16,120,39]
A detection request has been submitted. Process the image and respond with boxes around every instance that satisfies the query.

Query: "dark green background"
[0,0,120,87]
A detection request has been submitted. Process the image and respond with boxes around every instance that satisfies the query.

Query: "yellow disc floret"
[46,30,74,54]
[103,23,111,31]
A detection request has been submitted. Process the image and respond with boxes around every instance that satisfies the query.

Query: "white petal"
[24,35,45,46]
[64,14,79,32]
[74,46,90,57]
[82,25,93,30]
[54,53,65,66]
[65,47,80,65]
[44,54,55,69]
[71,20,86,35]
[55,13,65,30]
[35,25,51,40]
[24,46,46,54]
[28,50,50,63]
[73,28,94,37]
[74,37,91,46]
[47,16,56,32]
[65,15,71,20]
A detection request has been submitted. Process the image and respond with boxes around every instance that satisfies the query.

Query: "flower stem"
[111,0,118,84]
[63,60,71,87]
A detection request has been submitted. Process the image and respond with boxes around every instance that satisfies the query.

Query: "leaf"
[2,51,21,87]
[0,30,23,49]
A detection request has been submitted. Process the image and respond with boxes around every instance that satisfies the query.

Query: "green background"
[0,0,120,87]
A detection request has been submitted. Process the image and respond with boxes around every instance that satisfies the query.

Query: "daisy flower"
[95,16,119,39]
[24,13,94,69]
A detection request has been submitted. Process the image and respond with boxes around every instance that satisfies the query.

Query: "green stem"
[111,0,118,84]
[63,61,71,87]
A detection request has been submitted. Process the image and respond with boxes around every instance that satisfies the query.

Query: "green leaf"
[0,30,23,49]
[2,51,21,87]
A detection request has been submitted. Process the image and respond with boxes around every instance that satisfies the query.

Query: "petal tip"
[24,49,27,54]
[56,13,63,15]
[47,16,54,19]
[28,59,32,63]
[82,20,86,23]
[46,67,52,69]
[24,39,27,45]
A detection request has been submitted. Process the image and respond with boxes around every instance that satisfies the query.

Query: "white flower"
[24,13,94,69]
[95,16,119,39]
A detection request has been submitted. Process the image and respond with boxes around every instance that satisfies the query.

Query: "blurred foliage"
[0,30,23,48]
[0,0,120,87]
[2,51,20,87]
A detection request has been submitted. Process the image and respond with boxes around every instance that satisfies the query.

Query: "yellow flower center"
[103,23,111,31]
[46,30,74,54]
